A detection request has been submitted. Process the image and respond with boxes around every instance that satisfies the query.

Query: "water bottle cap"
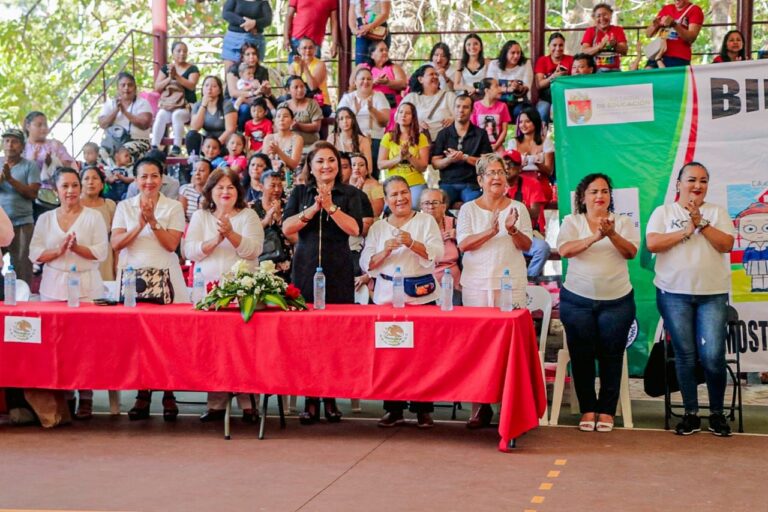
[316,266,323,272]
[395,266,401,273]
[444,269,451,275]
[195,267,202,273]
[127,266,134,271]
[7,265,13,271]
[503,268,510,276]
[70,265,77,271]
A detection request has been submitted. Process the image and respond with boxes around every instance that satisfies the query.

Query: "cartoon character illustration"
[735,202,768,292]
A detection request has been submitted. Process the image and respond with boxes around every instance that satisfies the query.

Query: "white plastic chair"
[549,330,633,428]
[15,279,31,301]
[525,285,552,426]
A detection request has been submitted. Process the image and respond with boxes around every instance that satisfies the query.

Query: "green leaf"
[240,295,256,322]
[215,296,233,310]
[263,293,288,310]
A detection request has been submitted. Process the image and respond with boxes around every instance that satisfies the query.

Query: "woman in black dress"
[283,141,363,423]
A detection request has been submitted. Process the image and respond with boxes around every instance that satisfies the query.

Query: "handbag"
[366,25,388,41]
[259,228,288,263]
[101,124,131,157]
[381,273,437,298]
[644,3,694,62]
[643,337,705,397]
[35,188,60,209]
[158,81,188,112]
[120,267,175,305]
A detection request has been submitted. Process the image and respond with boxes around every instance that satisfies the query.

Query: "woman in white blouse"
[360,176,443,429]
[456,153,532,428]
[646,162,735,437]
[557,173,638,433]
[29,167,109,421]
[401,64,456,142]
[111,157,187,422]
[184,167,264,424]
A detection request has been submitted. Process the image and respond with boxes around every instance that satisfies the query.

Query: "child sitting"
[200,135,226,169]
[244,98,273,154]
[470,78,511,153]
[79,142,104,172]
[223,132,248,176]
[104,146,134,201]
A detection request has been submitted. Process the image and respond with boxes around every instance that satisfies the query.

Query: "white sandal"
[596,416,614,432]
[578,417,596,432]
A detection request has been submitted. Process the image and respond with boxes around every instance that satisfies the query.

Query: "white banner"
[375,322,414,348]
[4,316,42,344]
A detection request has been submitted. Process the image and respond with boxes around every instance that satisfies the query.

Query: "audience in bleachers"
[714,29,747,63]
[454,33,489,94]
[221,0,272,65]
[262,104,304,173]
[488,40,534,122]
[327,107,373,171]
[242,152,271,204]
[281,76,323,148]
[97,72,153,161]
[580,3,628,72]
[507,106,554,202]
[186,75,237,157]
[401,65,456,142]
[645,0,703,68]
[283,0,339,57]
[470,78,511,154]
[534,33,572,125]
[179,158,212,222]
[429,42,456,91]
[349,0,392,64]
[225,42,274,132]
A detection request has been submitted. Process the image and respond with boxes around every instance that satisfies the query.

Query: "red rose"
[206,280,219,293]
[286,284,301,300]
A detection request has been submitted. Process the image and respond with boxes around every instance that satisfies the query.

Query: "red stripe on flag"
[685,68,699,162]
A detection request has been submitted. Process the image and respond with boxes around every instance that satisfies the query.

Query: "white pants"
[461,287,526,309]
[207,392,259,411]
[151,109,191,147]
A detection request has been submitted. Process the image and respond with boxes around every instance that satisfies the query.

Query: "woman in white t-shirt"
[360,176,444,429]
[457,153,532,429]
[557,173,639,433]
[646,162,735,437]
[401,64,456,142]
[97,71,154,160]
[338,67,391,179]
[507,106,555,202]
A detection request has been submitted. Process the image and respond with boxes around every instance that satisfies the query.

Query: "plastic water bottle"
[192,267,205,304]
[123,266,137,308]
[392,266,405,308]
[313,267,326,310]
[441,269,454,312]
[500,268,514,312]
[67,265,80,308]
[4,265,16,306]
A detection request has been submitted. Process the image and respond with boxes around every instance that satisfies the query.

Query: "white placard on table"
[4,316,42,344]
[375,321,414,349]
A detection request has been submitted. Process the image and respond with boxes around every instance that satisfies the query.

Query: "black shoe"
[66,398,76,419]
[708,413,732,437]
[128,400,151,421]
[199,409,226,423]
[675,413,701,435]
[377,411,405,428]
[162,396,179,422]
[242,409,260,424]
[169,145,182,157]
[299,398,320,425]
[323,398,342,423]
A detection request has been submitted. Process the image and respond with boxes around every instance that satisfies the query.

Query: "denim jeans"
[221,31,266,62]
[236,100,252,132]
[439,183,482,206]
[535,100,552,124]
[656,289,728,414]
[408,184,426,209]
[523,237,550,278]
[559,288,636,415]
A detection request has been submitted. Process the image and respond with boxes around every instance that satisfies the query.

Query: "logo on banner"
[565,84,654,127]
[375,322,414,348]
[4,316,42,344]
[567,93,593,125]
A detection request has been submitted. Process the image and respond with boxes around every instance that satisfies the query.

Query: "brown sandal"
[75,398,93,420]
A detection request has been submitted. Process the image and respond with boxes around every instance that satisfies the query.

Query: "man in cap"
[1,128,41,286]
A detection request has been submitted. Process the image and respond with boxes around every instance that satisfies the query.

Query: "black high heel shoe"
[466,404,493,429]
[162,394,179,422]
[128,391,152,421]
[324,398,342,423]
[299,398,321,425]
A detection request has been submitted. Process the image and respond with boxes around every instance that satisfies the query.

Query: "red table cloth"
[0,303,546,451]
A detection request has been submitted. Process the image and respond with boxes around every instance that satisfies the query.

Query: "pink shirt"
[433,215,461,290]
[470,100,511,145]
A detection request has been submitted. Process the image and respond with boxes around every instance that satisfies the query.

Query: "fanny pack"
[380,273,436,298]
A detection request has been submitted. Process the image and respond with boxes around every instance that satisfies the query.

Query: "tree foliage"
[0,0,749,131]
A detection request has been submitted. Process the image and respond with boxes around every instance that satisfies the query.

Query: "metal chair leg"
[224,397,232,440]
[277,394,286,429]
[258,394,269,440]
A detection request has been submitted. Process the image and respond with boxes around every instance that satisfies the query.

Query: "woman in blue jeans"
[647,162,735,436]
[557,173,639,433]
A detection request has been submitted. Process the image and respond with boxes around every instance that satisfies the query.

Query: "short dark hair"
[548,32,566,45]
[134,156,165,176]
[117,71,136,85]
[455,92,475,108]
[53,166,81,187]
[305,141,344,187]
[574,173,614,214]
[592,3,613,15]
[572,53,597,73]
[202,168,247,212]
[677,161,710,181]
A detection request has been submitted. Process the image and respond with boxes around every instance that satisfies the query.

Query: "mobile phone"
[93,298,119,306]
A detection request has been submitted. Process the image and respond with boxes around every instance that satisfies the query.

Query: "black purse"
[643,338,706,397]
[259,228,288,263]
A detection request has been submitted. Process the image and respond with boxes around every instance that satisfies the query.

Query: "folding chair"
[662,306,743,433]
[525,285,552,426]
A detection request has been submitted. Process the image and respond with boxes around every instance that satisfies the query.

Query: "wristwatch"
[328,204,339,216]
[697,218,710,231]
[151,223,161,231]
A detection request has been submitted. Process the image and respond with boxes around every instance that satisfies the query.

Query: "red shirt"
[655,2,704,62]
[581,25,627,70]
[534,54,575,77]
[506,174,547,233]
[244,118,273,153]
[289,0,337,46]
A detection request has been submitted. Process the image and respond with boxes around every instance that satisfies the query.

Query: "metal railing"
[50,30,158,159]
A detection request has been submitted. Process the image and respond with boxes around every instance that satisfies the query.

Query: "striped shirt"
[179,184,203,222]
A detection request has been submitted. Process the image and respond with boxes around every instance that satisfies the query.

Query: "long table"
[0,303,546,451]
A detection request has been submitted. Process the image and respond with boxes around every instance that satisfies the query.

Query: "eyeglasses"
[420,200,444,207]
[482,170,509,177]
